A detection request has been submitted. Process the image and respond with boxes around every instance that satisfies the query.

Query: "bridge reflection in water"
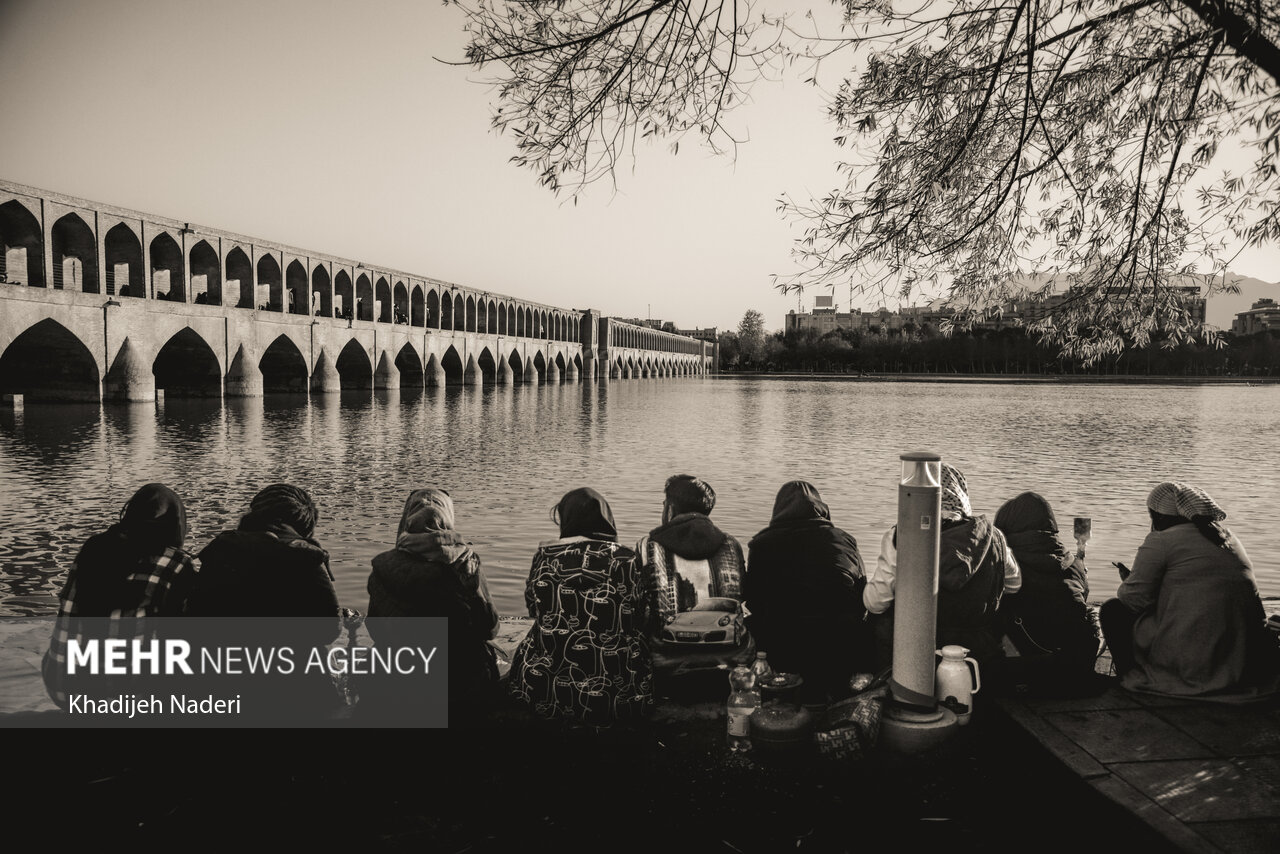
[0,180,713,403]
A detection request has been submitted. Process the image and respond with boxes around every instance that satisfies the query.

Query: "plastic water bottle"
[749,651,774,703]
[726,665,757,752]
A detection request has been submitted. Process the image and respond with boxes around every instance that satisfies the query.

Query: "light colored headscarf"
[1147,481,1227,522]
[396,488,472,564]
[940,463,972,522]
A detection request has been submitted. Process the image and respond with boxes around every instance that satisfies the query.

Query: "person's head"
[550,487,618,542]
[663,474,716,522]
[769,480,831,525]
[239,483,318,538]
[1146,481,1229,546]
[119,483,188,552]
[993,491,1057,536]
[398,488,455,537]
[940,463,971,522]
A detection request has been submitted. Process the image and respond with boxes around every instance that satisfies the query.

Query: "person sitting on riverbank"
[637,474,744,620]
[1100,482,1280,703]
[189,483,343,719]
[507,487,658,728]
[744,480,869,701]
[361,487,500,726]
[994,492,1102,696]
[864,464,1021,673]
[42,483,197,709]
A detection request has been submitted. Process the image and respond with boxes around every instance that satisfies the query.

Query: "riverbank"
[715,371,1280,385]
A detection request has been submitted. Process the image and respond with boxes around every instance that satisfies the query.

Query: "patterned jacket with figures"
[507,536,659,727]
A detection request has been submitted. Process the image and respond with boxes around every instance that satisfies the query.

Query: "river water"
[1,377,1276,617]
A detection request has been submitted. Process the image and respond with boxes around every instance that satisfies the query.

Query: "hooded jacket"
[934,515,1018,664]
[743,481,868,694]
[638,512,744,618]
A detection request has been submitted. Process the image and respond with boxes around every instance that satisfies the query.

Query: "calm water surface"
[1,378,1276,617]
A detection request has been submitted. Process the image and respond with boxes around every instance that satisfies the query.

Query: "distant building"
[676,326,718,344]
[1232,299,1280,335]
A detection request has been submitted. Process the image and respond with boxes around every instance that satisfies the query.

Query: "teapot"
[935,645,981,726]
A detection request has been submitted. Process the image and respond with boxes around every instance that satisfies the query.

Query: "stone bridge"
[0,181,713,402]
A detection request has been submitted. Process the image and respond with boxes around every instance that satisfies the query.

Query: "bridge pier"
[497,356,513,385]
[311,349,340,394]
[375,352,399,390]
[524,356,537,384]
[425,353,445,388]
[463,354,480,385]
[102,338,155,402]
[546,360,560,384]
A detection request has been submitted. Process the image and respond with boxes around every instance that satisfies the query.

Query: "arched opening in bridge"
[497,302,508,336]
[0,319,100,401]
[532,351,546,383]
[335,270,353,319]
[507,350,524,382]
[150,233,184,302]
[52,212,97,293]
[426,290,440,329]
[257,254,282,312]
[573,353,583,377]
[189,240,220,306]
[410,286,424,327]
[540,311,549,339]
[488,300,497,334]
[394,282,409,325]
[465,296,476,333]
[477,348,497,384]
[104,223,143,298]
[376,277,392,323]
[395,343,424,388]
[336,339,372,390]
[153,328,222,397]
[356,274,373,321]
[440,346,464,385]
[312,266,332,318]
[286,260,308,316]
[476,299,487,334]
[0,199,43,287]
[440,293,454,330]
[516,308,526,338]
[226,247,252,308]
[554,353,567,379]
[258,335,308,393]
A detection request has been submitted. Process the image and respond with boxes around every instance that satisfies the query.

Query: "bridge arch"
[190,240,220,305]
[488,299,498,334]
[0,318,100,401]
[376,277,391,323]
[226,246,253,308]
[105,222,144,298]
[411,285,424,327]
[477,299,488,334]
[440,346,464,385]
[285,260,307,315]
[466,296,476,333]
[257,254,282,311]
[395,341,424,387]
[531,351,547,383]
[311,265,332,317]
[335,269,353,319]
[336,338,372,390]
[478,347,497,384]
[259,334,308,392]
[393,281,408,325]
[153,327,222,397]
[356,274,373,321]
[0,199,44,288]
[507,349,524,382]
[150,232,184,302]
[51,212,98,293]
[427,289,440,329]
[441,292,454,330]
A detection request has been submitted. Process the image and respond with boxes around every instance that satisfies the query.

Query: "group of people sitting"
[43,470,1280,727]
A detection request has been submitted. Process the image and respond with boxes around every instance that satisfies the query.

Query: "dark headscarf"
[65,483,189,611]
[994,491,1072,570]
[554,487,618,542]
[768,481,831,526]
[238,484,317,539]
[940,463,972,522]
[395,488,472,564]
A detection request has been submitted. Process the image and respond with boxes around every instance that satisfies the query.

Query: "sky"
[1,0,1275,334]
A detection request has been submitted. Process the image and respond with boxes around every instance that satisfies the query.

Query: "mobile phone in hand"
[1112,561,1130,581]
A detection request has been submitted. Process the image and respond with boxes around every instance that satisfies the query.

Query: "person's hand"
[1112,561,1130,581]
